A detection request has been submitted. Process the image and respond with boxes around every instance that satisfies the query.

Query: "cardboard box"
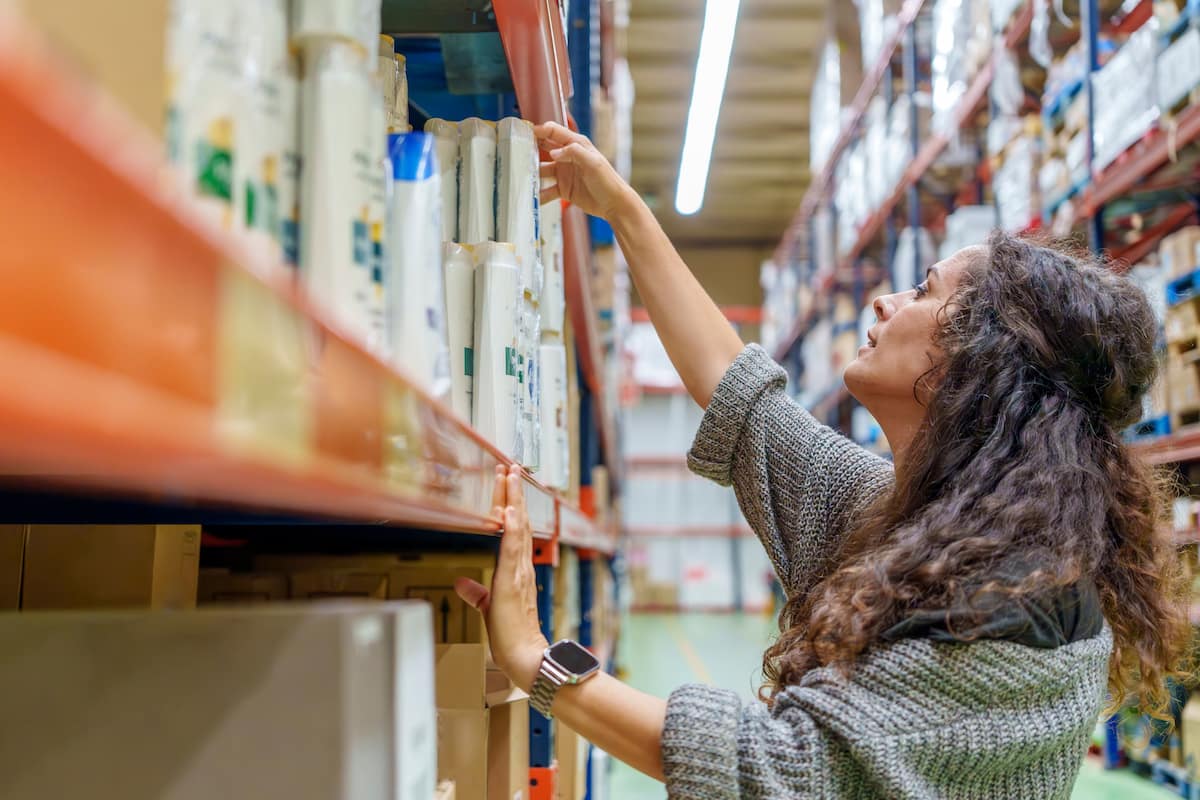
[391,566,492,644]
[16,0,168,136]
[289,570,388,601]
[1161,227,1200,278]
[555,723,588,800]
[0,525,25,610]
[553,547,581,644]
[21,525,199,610]
[0,602,437,800]
[436,644,529,800]
[1166,301,1199,345]
[197,570,288,604]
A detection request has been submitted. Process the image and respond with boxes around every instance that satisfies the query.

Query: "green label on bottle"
[504,347,517,377]
[464,347,474,378]
[196,142,232,203]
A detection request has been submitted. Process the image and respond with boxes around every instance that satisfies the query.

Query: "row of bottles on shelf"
[162,0,568,488]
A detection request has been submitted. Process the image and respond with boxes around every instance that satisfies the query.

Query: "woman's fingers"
[454,577,491,613]
[534,121,585,149]
[490,464,507,522]
[539,161,557,179]
[539,185,562,205]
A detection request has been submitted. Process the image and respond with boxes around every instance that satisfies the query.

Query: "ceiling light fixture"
[674,0,741,216]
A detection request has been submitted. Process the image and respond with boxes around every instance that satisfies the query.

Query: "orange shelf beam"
[0,14,612,552]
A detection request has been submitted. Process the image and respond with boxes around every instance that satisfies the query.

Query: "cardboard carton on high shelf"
[553,546,581,643]
[0,525,26,610]
[0,602,437,799]
[197,569,288,604]
[288,570,389,601]
[390,565,492,644]
[16,0,168,136]
[1161,226,1200,279]
[436,643,529,800]
[21,525,199,610]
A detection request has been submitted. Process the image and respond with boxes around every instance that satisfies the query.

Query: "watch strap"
[530,673,558,718]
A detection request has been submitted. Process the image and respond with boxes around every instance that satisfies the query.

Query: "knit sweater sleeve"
[661,684,821,799]
[688,344,893,596]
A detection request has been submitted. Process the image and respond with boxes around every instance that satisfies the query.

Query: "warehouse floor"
[608,612,1173,800]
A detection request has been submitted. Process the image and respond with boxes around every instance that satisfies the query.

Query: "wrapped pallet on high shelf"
[1164,228,1200,433]
[993,126,1042,233]
[930,0,991,136]
[1092,17,1161,174]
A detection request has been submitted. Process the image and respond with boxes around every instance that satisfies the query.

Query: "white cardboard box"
[0,602,436,800]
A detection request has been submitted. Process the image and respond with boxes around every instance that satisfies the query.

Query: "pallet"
[1126,415,1171,442]
[1168,268,1200,306]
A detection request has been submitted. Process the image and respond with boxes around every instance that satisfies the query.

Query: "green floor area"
[608,612,1175,800]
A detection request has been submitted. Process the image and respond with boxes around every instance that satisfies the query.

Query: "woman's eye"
[914,282,929,298]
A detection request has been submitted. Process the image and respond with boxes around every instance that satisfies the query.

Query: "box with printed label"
[289,570,389,601]
[391,565,492,644]
[21,525,199,610]
[555,722,588,800]
[0,602,436,800]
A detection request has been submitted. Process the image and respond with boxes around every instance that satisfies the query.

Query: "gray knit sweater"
[663,344,1111,799]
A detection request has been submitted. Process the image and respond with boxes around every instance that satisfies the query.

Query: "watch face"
[548,640,600,675]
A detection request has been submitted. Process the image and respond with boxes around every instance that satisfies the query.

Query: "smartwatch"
[529,639,601,718]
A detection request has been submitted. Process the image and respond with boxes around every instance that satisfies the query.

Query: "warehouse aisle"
[608,613,1173,800]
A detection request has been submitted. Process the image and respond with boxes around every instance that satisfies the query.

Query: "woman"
[454,123,1190,799]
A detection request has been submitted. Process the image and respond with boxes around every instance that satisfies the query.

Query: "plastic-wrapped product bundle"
[425,119,460,242]
[539,198,565,335]
[291,0,381,57]
[521,299,541,472]
[388,133,451,400]
[497,118,543,300]
[457,118,496,244]
[165,0,241,228]
[443,242,475,422]
[538,340,569,491]
[473,242,521,459]
[298,40,372,342]
[232,0,290,259]
[361,86,389,355]
[377,36,399,126]
[393,54,410,133]
[279,51,302,267]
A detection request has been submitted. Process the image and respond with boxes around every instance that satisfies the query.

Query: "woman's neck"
[877,409,925,481]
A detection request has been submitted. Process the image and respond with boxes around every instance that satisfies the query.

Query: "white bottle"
[473,242,521,458]
[425,119,460,243]
[497,117,542,301]
[388,132,452,400]
[538,339,570,490]
[540,198,566,335]
[458,118,496,244]
[444,242,476,423]
[298,39,372,343]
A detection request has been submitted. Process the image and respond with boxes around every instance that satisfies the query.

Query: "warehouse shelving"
[0,8,616,552]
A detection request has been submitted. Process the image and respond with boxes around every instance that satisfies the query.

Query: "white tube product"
[362,86,389,355]
[279,51,302,267]
[496,117,542,300]
[473,242,521,459]
[389,132,452,401]
[443,243,475,422]
[521,298,541,472]
[233,0,289,259]
[458,118,496,244]
[539,198,565,334]
[291,0,381,57]
[538,340,569,491]
[425,119,459,242]
[299,39,372,343]
[165,0,240,228]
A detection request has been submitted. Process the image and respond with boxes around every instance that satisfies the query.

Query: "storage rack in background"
[764,0,1200,790]
[0,2,620,798]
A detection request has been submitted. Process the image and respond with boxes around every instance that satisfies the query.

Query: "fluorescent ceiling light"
[675,0,741,216]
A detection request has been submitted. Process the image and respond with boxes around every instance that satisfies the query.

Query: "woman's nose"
[873,294,897,322]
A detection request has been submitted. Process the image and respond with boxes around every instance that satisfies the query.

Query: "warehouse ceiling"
[626,0,825,246]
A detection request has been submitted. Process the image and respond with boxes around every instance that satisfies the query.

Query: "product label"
[505,346,517,377]
[464,347,474,377]
[196,124,234,203]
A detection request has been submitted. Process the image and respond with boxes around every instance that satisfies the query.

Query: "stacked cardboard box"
[0,525,201,611]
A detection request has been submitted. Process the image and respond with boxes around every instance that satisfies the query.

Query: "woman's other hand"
[454,465,549,692]
[535,122,635,222]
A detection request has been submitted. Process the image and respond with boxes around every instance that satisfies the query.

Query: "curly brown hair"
[763,231,1191,718]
